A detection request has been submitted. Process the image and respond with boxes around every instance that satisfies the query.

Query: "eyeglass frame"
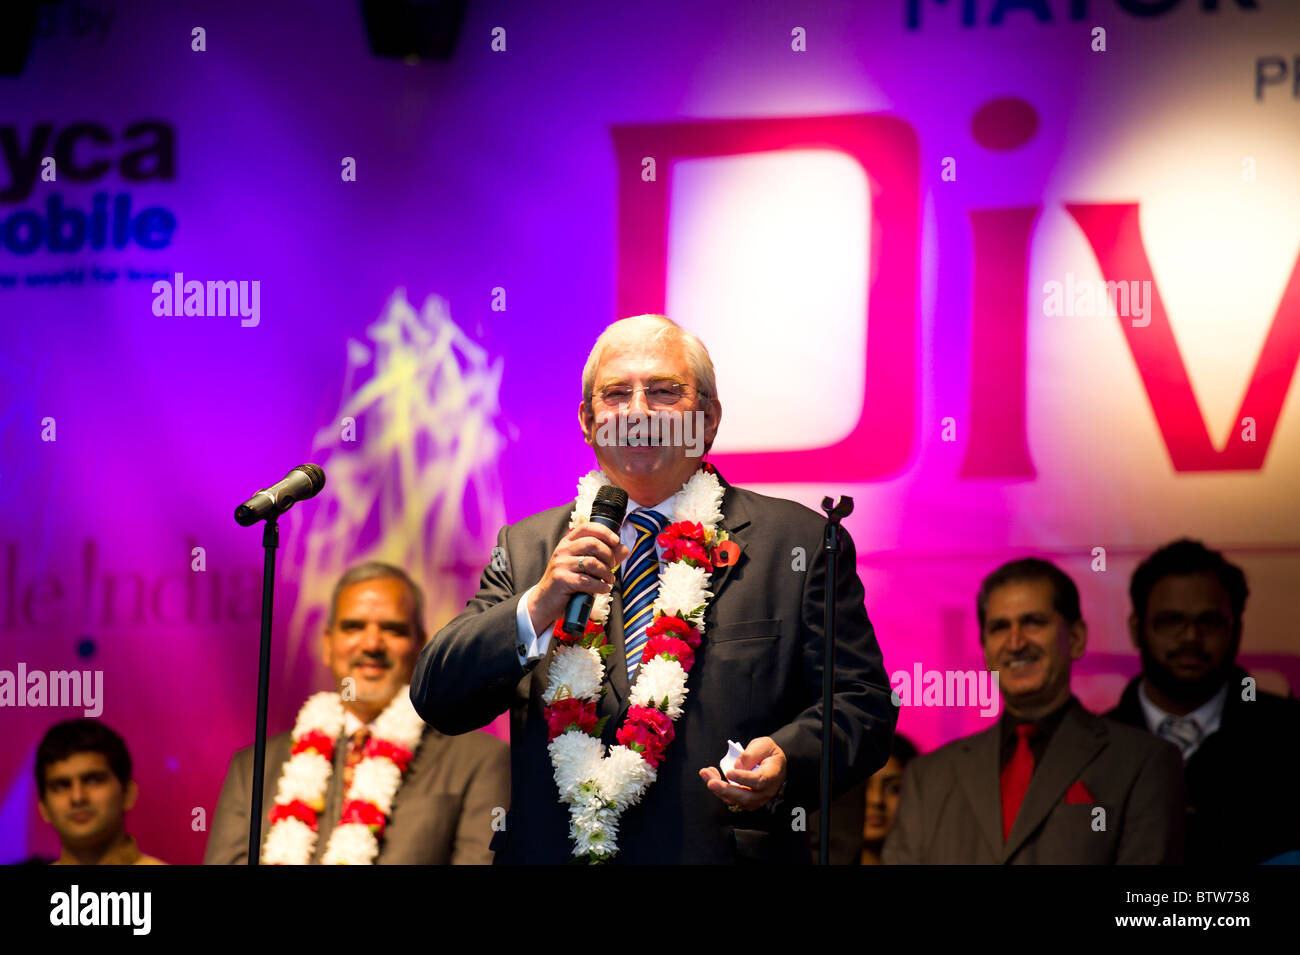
[1146,609,1236,641]
[588,378,715,409]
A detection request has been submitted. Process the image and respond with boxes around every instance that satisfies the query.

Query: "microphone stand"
[818,495,853,865]
[246,517,279,865]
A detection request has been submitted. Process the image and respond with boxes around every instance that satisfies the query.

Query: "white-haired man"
[412,315,895,864]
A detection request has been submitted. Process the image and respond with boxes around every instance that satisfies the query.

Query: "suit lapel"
[707,483,751,608]
[1002,705,1106,861]
[957,725,1004,862]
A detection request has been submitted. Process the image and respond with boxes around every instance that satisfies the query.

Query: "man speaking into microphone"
[411,315,895,863]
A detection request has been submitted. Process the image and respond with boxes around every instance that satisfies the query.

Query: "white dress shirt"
[515,491,680,665]
[343,710,372,739]
[1137,677,1227,761]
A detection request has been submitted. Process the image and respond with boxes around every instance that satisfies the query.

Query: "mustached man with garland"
[206,562,509,864]
[412,315,897,863]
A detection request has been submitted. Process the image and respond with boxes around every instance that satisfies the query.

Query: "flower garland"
[261,685,426,864]
[543,463,728,862]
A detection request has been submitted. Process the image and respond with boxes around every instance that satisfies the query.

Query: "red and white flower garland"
[261,686,426,864]
[544,464,728,862]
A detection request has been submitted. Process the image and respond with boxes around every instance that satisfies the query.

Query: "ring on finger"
[576,556,585,573]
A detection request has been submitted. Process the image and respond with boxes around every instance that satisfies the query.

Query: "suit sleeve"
[203,749,253,865]
[1116,737,1185,865]
[882,757,925,864]
[450,737,512,865]
[768,525,898,813]
[411,523,533,735]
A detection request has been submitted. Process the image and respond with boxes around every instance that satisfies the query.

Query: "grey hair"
[326,561,428,645]
[581,314,718,405]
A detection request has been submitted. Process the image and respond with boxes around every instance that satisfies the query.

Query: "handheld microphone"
[234,464,326,526]
[562,484,628,635]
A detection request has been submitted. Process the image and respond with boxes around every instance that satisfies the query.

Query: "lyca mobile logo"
[0,120,177,254]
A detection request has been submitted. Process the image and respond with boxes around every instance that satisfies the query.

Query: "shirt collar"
[999,694,1077,739]
[1137,678,1227,737]
[344,710,369,737]
[625,491,679,524]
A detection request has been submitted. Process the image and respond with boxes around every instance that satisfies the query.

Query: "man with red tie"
[884,558,1184,864]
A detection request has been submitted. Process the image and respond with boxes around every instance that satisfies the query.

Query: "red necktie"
[1000,723,1037,842]
[342,727,370,794]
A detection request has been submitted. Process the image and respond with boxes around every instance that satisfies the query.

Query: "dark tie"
[342,726,370,794]
[1000,723,1037,842]
[620,508,669,677]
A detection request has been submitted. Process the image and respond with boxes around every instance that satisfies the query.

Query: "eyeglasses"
[593,381,700,409]
[1149,611,1233,640]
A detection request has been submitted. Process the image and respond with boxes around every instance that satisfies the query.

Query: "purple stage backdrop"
[2,0,1299,864]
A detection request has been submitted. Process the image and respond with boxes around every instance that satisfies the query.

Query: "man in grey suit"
[884,558,1184,865]
[205,562,509,864]
[411,314,896,864]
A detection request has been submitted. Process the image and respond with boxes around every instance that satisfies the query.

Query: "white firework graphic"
[283,289,508,675]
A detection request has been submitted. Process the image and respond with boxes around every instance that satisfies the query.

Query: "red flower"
[340,799,387,837]
[657,522,713,571]
[363,738,414,773]
[552,617,606,645]
[545,697,600,741]
[268,799,318,831]
[291,730,335,762]
[647,614,701,649]
[642,634,695,672]
[616,705,676,768]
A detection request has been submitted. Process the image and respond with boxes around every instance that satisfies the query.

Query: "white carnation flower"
[548,731,604,799]
[628,656,688,719]
[544,646,605,703]
[262,817,316,865]
[276,751,333,804]
[594,745,657,809]
[371,686,427,750]
[348,758,403,813]
[589,590,612,626]
[654,561,711,621]
[292,691,345,739]
[570,470,610,527]
[675,468,724,528]
[321,823,380,865]
[571,802,620,857]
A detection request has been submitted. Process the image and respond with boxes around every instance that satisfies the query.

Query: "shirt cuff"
[515,585,554,665]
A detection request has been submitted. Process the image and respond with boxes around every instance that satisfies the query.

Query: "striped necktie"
[342,726,370,794]
[621,508,669,678]
[1158,715,1203,759]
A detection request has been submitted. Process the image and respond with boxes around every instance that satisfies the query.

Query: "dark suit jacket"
[204,721,509,864]
[883,703,1184,864]
[1106,667,1300,865]
[410,479,897,864]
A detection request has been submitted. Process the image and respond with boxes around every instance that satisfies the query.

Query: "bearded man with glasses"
[1106,538,1300,864]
